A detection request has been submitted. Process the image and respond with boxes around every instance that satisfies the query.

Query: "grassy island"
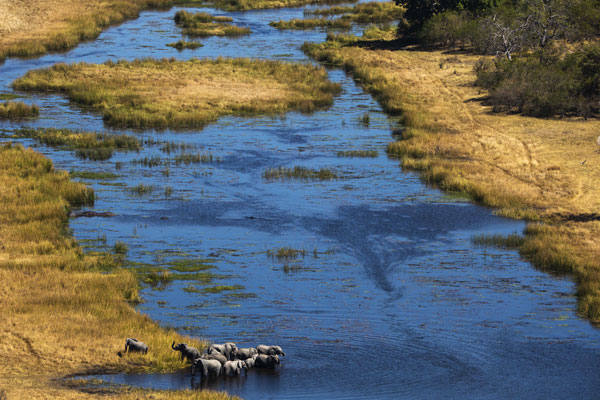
[210,0,357,11]
[304,35,600,323]
[0,142,235,399]
[175,11,251,37]
[13,58,341,129]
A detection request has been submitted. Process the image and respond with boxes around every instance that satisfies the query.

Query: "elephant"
[232,347,258,360]
[192,358,222,378]
[256,345,285,357]
[254,354,280,369]
[208,342,237,360]
[124,338,148,354]
[244,355,257,369]
[222,360,248,376]
[200,352,227,366]
[172,341,200,363]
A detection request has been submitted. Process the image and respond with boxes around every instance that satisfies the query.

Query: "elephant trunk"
[171,341,176,350]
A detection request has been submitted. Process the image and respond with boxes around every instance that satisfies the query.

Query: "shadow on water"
[2,2,600,400]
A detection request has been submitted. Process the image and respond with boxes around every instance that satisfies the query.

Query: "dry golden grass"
[13,58,341,129]
[0,142,234,399]
[305,38,600,322]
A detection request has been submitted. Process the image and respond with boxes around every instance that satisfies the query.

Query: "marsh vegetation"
[166,40,204,50]
[263,166,338,181]
[174,10,251,37]
[0,101,39,119]
[12,128,141,161]
[13,58,341,129]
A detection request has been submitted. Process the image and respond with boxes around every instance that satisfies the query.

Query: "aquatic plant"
[175,10,251,37]
[471,233,525,249]
[0,101,39,119]
[211,0,359,11]
[13,128,141,161]
[69,170,119,180]
[337,150,378,158]
[129,183,155,195]
[166,40,204,50]
[270,18,351,30]
[263,166,338,181]
[267,247,308,259]
[114,241,129,254]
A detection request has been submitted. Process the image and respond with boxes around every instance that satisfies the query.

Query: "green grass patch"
[263,166,338,181]
[131,156,162,168]
[203,284,244,294]
[114,241,129,254]
[166,258,216,272]
[13,128,141,161]
[129,184,154,196]
[69,170,119,180]
[166,40,204,50]
[0,101,39,120]
[174,152,220,165]
[337,150,378,158]
[13,58,341,129]
[0,93,21,100]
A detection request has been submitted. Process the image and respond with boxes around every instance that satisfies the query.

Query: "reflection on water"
[2,3,600,399]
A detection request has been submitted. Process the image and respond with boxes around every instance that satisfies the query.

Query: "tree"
[395,0,498,29]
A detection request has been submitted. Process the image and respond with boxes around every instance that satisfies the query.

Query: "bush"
[475,44,600,118]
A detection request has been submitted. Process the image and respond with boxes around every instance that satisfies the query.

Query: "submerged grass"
[13,58,341,129]
[0,143,233,399]
[263,166,338,181]
[267,247,308,259]
[472,233,525,249]
[70,170,120,180]
[0,101,39,119]
[13,128,141,161]
[337,150,378,158]
[304,33,600,323]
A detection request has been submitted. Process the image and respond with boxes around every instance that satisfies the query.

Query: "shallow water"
[2,3,600,399]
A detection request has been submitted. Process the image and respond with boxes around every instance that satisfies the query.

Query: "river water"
[1,3,600,399]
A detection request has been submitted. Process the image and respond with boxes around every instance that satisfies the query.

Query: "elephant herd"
[121,338,285,380]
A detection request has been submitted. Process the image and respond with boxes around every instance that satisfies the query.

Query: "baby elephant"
[124,338,148,354]
[233,347,258,360]
[172,341,200,363]
[223,360,248,376]
[256,345,285,357]
[192,358,222,379]
[254,354,280,369]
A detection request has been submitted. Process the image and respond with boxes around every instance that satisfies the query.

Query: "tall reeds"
[0,101,39,119]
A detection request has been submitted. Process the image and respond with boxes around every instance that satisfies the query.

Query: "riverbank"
[304,36,600,322]
[0,142,234,398]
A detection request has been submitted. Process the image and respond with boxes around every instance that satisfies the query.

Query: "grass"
[267,247,308,259]
[132,156,162,167]
[0,143,235,399]
[305,1,404,23]
[272,1,404,30]
[472,233,525,249]
[263,166,338,181]
[202,284,245,294]
[210,0,358,11]
[359,112,370,125]
[0,94,21,100]
[0,0,209,63]
[175,11,251,37]
[13,58,341,129]
[270,18,351,30]
[174,152,220,165]
[304,33,600,323]
[129,183,155,196]
[13,128,141,161]
[114,241,129,254]
[166,40,204,50]
[337,150,378,158]
[0,101,39,119]
[70,170,119,180]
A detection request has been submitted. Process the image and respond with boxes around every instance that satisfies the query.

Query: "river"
[1,3,599,399]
